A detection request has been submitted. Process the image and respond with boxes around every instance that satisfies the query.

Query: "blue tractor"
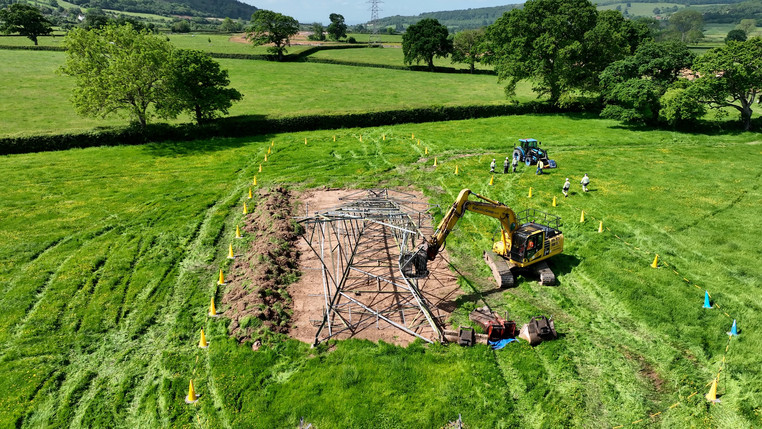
[513,138,556,168]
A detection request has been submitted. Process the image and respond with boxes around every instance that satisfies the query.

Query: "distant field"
[346,32,403,45]
[1,114,760,427]
[308,46,495,71]
[0,50,531,137]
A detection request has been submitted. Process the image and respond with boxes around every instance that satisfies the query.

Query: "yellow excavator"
[405,189,564,287]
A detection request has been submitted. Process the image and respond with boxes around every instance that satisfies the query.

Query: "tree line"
[399,0,761,130]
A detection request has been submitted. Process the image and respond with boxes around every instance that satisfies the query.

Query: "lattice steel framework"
[368,0,382,46]
[297,189,445,346]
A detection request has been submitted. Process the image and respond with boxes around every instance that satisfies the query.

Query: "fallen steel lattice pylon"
[297,189,447,346]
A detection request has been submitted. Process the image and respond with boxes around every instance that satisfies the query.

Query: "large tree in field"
[690,37,762,130]
[451,28,485,73]
[600,40,695,124]
[157,49,243,125]
[668,9,703,43]
[484,0,646,104]
[247,9,299,61]
[402,18,452,70]
[0,3,52,46]
[60,24,173,128]
[327,13,347,41]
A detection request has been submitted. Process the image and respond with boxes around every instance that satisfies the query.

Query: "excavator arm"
[425,189,518,261]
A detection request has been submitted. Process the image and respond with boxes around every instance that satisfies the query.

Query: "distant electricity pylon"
[368,0,382,46]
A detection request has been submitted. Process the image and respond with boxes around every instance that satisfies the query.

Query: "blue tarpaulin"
[488,338,518,350]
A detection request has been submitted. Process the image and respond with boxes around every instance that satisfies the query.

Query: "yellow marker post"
[235,225,242,239]
[552,196,557,207]
[425,147,428,155]
[267,146,271,154]
[264,153,268,162]
[253,176,257,186]
[185,379,199,404]
[304,138,308,145]
[705,378,719,403]
[598,221,603,233]
[199,329,208,349]
[258,164,262,173]
[243,202,248,215]
[579,210,585,223]
[360,135,363,142]
[433,157,437,167]
[209,297,218,317]
[417,139,420,145]
[455,165,459,175]
[412,133,415,139]
[333,135,336,142]
[651,254,659,269]
[528,187,533,198]
[271,140,274,147]
[248,188,252,199]
[217,269,226,285]
[227,243,235,259]
[382,134,385,141]
[489,175,494,186]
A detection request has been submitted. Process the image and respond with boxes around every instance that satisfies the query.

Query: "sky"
[241,1,522,25]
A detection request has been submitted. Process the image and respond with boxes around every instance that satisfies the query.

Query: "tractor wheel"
[512,149,522,162]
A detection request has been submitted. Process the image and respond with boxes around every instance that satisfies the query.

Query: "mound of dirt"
[222,187,299,343]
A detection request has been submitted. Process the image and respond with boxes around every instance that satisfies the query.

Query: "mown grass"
[0,114,760,427]
[0,50,524,137]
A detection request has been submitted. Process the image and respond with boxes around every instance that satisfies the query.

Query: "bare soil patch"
[222,187,299,343]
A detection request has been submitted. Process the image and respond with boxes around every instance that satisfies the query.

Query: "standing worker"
[581,173,590,192]
[512,155,518,173]
[536,159,544,175]
[490,158,496,173]
[562,178,570,197]
[503,157,510,174]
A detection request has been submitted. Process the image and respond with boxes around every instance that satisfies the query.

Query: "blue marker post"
[702,291,712,309]
[728,319,738,336]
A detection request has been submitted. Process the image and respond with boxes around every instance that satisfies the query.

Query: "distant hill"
[66,0,257,19]
[372,5,522,32]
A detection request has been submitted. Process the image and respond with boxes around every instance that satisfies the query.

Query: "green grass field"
[1,114,760,427]
[0,50,527,137]
[308,45,494,71]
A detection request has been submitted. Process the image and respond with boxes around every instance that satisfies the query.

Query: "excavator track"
[483,251,514,288]
[533,260,556,286]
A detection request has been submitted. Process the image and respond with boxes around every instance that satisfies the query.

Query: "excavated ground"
[287,188,462,346]
[222,187,300,344]
[222,187,462,346]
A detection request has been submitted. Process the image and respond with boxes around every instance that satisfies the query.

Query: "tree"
[60,24,173,128]
[451,28,485,73]
[658,85,705,127]
[669,9,703,43]
[736,19,756,36]
[158,49,242,125]
[0,3,52,45]
[726,29,747,42]
[308,22,325,41]
[327,13,347,41]
[220,17,242,33]
[402,18,452,70]
[690,38,762,130]
[247,9,299,62]
[600,40,694,124]
[484,0,646,104]
[172,19,191,33]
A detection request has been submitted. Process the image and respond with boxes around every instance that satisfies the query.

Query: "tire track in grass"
[121,173,252,428]
[5,226,115,340]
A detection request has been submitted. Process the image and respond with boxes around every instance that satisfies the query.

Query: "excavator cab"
[510,226,546,264]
